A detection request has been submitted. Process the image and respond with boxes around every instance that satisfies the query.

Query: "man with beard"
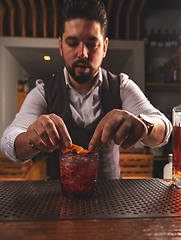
[1,0,172,179]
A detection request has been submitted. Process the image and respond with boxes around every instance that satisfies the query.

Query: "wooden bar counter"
[1,217,181,240]
[1,179,181,240]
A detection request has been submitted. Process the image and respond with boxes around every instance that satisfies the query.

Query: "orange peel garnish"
[61,144,94,155]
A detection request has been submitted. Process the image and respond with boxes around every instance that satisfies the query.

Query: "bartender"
[0,0,172,179]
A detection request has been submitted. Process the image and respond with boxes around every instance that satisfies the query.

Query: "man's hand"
[88,110,148,151]
[15,114,72,160]
[27,114,72,152]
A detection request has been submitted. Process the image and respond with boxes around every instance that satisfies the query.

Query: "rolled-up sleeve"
[0,80,47,163]
[119,73,172,147]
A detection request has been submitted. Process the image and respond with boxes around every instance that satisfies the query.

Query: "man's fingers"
[28,114,72,153]
[49,114,72,148]
[90,112,124,150]
[27,125,53,153]
[89,110,149,152]
[35,115,61,149]
[89,139,102,152]
[101,117,123,147]
[113,119,133,145]
[89,113,123,151]
[120,121,146,149]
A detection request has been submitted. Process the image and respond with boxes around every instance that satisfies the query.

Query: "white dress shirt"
[0,67,172,163]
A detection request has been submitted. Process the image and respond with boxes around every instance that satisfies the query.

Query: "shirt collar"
[63,67,102,90]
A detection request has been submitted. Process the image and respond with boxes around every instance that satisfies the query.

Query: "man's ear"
[59,37,63,56]
[103,37,109,58]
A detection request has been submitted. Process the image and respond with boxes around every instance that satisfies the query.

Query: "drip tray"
[0,179,181,221]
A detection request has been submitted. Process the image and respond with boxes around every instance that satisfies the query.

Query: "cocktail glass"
[59,152,99,198]
[172,104,181,188]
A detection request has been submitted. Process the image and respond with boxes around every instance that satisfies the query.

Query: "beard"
[62,56,99,84]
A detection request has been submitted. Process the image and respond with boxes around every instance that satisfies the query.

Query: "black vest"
[44,68,122,179]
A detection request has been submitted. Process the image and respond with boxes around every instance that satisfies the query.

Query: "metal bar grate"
[0,179,181,221]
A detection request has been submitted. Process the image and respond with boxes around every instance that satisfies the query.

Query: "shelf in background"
[153,157,167,161]
[146,82,181,91]
[146,47,178,58]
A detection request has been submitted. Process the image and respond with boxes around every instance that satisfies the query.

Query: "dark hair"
[60,0,107,39]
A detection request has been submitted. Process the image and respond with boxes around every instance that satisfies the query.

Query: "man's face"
[59,19,108,84]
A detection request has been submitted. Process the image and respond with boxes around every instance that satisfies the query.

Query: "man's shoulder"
[101,68,120,83]
[101,68,118,77]
[101,68,128,79]
[101,68,132,91]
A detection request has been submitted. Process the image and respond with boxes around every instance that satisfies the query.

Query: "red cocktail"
[59,152,99,198]
[172,104,181,188]
[173,126,181,185]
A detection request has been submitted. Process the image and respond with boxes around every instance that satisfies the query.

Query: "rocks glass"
[59,151,99,198]
[172,104,181,188]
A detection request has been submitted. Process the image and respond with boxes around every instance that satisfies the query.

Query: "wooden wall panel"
[5,0,15,36]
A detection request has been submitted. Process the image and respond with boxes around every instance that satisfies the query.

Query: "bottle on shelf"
[157,63,165,83]
[164,61,172,83]
[145,28,181,84]
[171,30,179,48]
[145,29,181,49]
[28,77,34,91]
[157,29,164,48]
[165,29,172,48]
[18,79,24,92]
[163,154,172,179]
[146,63,153,82]
[149,29,157,47]
[23,75,29,93]
[164,57,179,83]
[172,56,179,83]
[142,29,149,47]
[178,30,181,47]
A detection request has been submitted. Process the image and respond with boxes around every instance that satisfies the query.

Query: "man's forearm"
[14,132,40,160]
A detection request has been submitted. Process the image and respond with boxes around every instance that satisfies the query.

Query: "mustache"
[73,59,92,68]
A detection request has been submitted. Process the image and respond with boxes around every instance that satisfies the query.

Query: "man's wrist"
[135,114,154,136]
